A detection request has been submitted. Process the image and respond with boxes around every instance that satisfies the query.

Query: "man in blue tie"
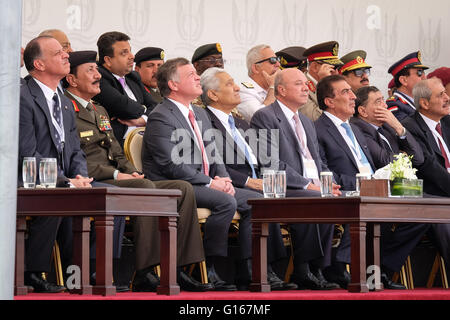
[315,75,428,289]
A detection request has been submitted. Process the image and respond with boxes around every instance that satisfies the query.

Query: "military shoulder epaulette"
[241,82,254,89]
[386,96,396,102]
[71,100,79,112]
[397,96,408,104]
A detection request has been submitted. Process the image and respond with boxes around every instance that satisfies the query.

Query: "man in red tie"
[402,77,450,196]
[142,57,267,291]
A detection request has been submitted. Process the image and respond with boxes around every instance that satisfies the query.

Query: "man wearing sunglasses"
[299,41,344,121]
[339,50,372,93]
[386,51,428,121]
[236,44,281,123]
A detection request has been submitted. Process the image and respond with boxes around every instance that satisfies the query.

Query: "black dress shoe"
[90,272,131,292]
[25,272,66,293]
[267,270,298,290]
[178,270,214,292]
[207,265,237,291]
[322,267,351,289]
[291,271,326,290]
[381,273,406,290]
[131,269,160,292]
[313,268,341,290]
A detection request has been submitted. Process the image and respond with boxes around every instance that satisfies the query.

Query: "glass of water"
[355,173,371,195]
[320,171,333,197]
[275,170,286,198]
[22,157,36,188]
[262,170,275,198]
[39,158,57,188]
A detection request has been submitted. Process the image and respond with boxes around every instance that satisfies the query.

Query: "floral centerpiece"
[377,153,423,197]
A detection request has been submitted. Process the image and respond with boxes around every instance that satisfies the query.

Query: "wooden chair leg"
[52,241,64,286]
[399,265,408,289]
[427,253,449,289]
[439,254,448,289]
[200,261,208,284]
[405,256,414,289]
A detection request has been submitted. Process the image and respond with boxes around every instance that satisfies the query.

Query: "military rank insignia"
[99,115,112,131]
[242,82,254,89]
[307,80,316,93]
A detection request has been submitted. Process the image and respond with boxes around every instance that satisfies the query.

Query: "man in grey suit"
[250,68,342,290]
[19,36,94,293]
[142,57,263,291]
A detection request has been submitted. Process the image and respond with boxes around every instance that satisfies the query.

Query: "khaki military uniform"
[144,85,163,104]
[299,73,322,122]
[66,91,204,268]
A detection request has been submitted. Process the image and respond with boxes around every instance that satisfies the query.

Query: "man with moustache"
[299,41,344,121]
[339,50,372,93]
[250,68,342,289]
[134,47,165,103]
[315,75,428,289]
[63,50,212,292]
[236,44,281,123]
[386,51,428,121]
[19,36,93,292]
[93,31,157,145]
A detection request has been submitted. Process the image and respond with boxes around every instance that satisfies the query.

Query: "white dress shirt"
[420,113,450,162]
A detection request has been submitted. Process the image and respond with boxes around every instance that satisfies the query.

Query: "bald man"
[39,29,73,53]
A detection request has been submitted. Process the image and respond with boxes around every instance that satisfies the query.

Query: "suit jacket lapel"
[65,91,96,124]
[416,113,442,157]
[322,114,359,169]
[29,78,60,150]
[352,123,376,170]
[272,102,303,160]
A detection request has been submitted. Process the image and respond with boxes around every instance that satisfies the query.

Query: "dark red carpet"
[14,288,450,300]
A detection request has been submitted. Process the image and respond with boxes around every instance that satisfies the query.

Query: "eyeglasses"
[255,56,280,65]
[416,69,425,77]
[352,68,371,77]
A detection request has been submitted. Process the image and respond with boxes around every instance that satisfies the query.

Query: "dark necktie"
[436,123,450,169]
[188,110,209,176]
[52,93,63,152]
[228,115,257,178]
[377,127,393,152]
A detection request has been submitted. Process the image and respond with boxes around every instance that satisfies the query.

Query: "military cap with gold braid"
[338,50,372,74]
[303,41,344,66]
[276,46,307,69]
[191,43,222,63]
[134,47,165,65]
[388,51,429,77]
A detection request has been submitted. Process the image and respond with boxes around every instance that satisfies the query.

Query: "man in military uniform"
[300,41,344,121]
[190,43,225,109]
[134,47,165,103]
[386,51,428,121]
[428,67,450,96]
[276,46,308,73]
[236,44,281,123]
[64,50,214,293]
[339,50,372,93]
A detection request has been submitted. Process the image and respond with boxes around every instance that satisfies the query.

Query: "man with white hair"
[39,29,73,53]
[236,44,281,123]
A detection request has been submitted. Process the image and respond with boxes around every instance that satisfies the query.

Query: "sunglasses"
[255,56,280,65]
[416,69,425,77]
[352,68,371,77]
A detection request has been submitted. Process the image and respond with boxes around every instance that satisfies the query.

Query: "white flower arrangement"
[373,153,418,180]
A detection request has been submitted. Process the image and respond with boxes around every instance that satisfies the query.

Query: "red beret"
[427,67,450,87]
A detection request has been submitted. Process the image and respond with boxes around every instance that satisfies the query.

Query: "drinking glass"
[22,157,36,188]
[320,171,333,197]
[39,158,57,188]
[262,170,275,198]
[275,170,286,198]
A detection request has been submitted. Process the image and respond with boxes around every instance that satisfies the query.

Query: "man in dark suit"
[315,75,429,289]
[142,57,272,291]
[351,85,424,169]
[64,51,212,292]
[250,68,342,290]
[92,31,157,145]
[19,36,94,293]
[402,78,450,266]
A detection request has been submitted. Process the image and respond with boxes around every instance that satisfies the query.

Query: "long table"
[16,187,181,296]
[247,196,450,293]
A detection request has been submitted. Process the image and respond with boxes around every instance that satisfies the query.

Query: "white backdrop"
[21,0,449,97]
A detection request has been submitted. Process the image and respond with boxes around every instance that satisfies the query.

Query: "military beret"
[68,50,98,73]
[388,51,429,77]
[388,78,395,89]
[276,46,307,69]
[303,41,344,66]
[134,47,165,65]
[192,43,222,63]
[339,50,372,74]
[427,67,450,87]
